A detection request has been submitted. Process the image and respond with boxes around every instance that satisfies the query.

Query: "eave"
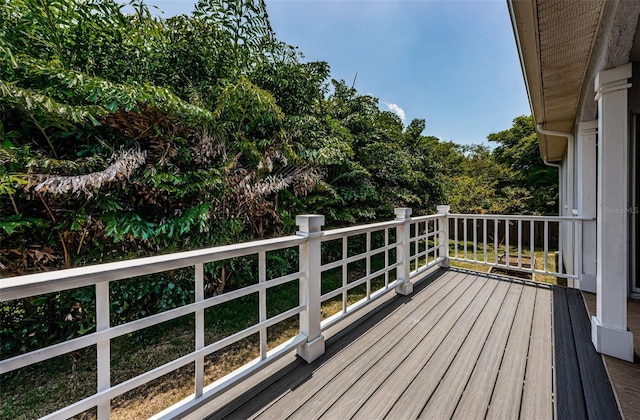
[508,0,607,163]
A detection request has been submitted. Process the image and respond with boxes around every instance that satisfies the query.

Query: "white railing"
[445,213,588,286]
[1,235,308,420]
[318,209,447,331]
[0,209,445,419]
[3,208,587,418]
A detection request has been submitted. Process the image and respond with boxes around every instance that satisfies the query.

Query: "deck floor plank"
[520,287,553,420]
[203,270,622,420]
[210,271,459,420]
[304,273,487,420]
[566,288,621,420]
[485,284,537,419]
[322,275,497,420]
[582,291,640,420]
[348,275,493,420]
[383,276,500,419]
[303,273,481,419]
[451,282,524,420]
[248,270,468,419]
[552,287,587,420]
[416,280,512,419]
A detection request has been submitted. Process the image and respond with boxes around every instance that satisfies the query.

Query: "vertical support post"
[577,120,598,292]
[341,237,348,313]
[572,217,583,290]
[558,220,563,276]
[96,282,110,419]
[463,218,468,261]
[565,130,576,279]
[384,228,390,289]
[473,218,477,262]
[592,63,634,362]
[437,205,450,268]
[296,214,325,363]
[366,231,371,299]
[483,218,488,264]
[530,221,535,278]
[384,228,390,287]
[258,252,267,360]
[194,263,204,397]
[517,220,522,269]
[544,221,549,273]
[394,208,413,295]
[494,220,498,265]
[454,216,459,261]
[505,219,510,267]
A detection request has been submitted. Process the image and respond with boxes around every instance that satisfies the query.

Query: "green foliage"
[193,0,275,67]
[1,287,96,357]
[0,214,40,235]
[103,212,156,242]
[281,79,448,224]
[441,116,558,215]
[0,0,556,362]
[251,61,330,116]
[489,115,558,215]
[110,272,194,324]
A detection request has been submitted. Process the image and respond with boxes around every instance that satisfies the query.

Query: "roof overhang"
[508,0,607,163]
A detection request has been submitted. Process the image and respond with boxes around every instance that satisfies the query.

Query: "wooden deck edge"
[552,287,587,419]
[578,291,627,419]
[600,353,627,420]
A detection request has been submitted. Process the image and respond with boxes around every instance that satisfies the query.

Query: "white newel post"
[592,63,634,362]
[437,205,450,268]
[577,121,598,293]
[296,214,325,363]
[395,208,413,295]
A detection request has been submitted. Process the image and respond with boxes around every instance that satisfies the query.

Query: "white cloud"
[385,102,406,122]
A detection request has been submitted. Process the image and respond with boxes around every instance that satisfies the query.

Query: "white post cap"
[394,208,412,220]
[296,214,325,236]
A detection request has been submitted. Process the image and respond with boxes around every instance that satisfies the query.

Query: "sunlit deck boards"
[205,269,620,420]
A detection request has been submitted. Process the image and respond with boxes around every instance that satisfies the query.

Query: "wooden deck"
[203,269,620,420]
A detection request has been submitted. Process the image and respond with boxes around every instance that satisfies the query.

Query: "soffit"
[510,0,605,162]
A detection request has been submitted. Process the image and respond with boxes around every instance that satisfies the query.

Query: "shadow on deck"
[202,269,620,420]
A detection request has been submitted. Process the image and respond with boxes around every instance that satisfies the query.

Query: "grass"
[1,302,303,419]
[447,241,561,285]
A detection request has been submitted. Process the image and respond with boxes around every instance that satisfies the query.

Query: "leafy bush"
[0,0,553,357]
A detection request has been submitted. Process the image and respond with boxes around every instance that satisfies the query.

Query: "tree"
[0,0,321,274]
[489,115,558,215]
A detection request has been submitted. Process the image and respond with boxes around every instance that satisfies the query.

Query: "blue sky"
[140,1,531,146]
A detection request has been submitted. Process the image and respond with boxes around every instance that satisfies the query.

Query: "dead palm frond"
[27,149,147,197]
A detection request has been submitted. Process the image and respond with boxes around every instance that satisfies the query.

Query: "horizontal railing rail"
[1,208,445,419]
[0,235,306,301]
[320,219,401,240]
[449,213,591,221]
